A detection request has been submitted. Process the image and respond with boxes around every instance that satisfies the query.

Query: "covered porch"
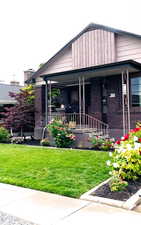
[40,60,141,139]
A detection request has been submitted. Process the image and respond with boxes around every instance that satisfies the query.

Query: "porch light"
[61,104,65,109]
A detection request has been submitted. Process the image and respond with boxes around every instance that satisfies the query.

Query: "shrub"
[91,136,114,151]
[40,138,50,146]
[91,136,104,149]
[101,139,114,151]
[107,128,141,191]
[47,120,75,148]
[109,176,128,192]
[0,127,10,143]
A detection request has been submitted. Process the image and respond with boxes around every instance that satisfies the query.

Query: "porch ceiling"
[41,60,141,85]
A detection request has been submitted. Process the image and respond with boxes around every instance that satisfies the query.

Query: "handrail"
[47,113,109,137]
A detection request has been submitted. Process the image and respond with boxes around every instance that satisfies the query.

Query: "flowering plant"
[107,128,141,191]
[91,136,114,151]
[47,120,75,148]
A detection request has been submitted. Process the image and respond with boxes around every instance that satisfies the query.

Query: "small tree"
[2,85,35,136]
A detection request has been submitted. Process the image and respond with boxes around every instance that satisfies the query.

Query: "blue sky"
[0,0,141,84]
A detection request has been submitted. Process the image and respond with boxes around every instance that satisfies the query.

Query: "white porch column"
[79,76,82,129]
[122,70,130,135]
[45,80,48,126]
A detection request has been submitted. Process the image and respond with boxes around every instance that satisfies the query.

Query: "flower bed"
[93,177,141,201]
[81,127,141,209]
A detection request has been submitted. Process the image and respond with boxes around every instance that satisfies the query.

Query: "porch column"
[78,76,86,129]
[127,69,131,131]
[82,76,85,115]
[49,80,52,121]
[45,80,48,126]
[79,77,82,129]
[121,70,130,135]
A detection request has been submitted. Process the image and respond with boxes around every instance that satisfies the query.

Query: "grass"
[0,144,110,198]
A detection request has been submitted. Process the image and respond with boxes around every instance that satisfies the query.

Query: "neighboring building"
[26,23,141,140]
[24,69,35,85]
[0,82,22,125]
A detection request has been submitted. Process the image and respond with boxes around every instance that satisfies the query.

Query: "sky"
[0,0,141,85]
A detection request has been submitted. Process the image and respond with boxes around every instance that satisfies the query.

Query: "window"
[131,77,141,107]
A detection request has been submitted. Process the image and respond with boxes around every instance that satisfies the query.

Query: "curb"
[80,178,141,210]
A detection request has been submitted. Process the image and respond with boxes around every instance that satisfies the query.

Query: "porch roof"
[41,60,141,84]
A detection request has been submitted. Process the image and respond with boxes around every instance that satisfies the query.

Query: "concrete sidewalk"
[0,183,140,225]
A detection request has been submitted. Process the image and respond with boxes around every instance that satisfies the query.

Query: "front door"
[68,84,91,114]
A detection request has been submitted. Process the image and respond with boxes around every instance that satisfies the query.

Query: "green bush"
[108,147,141,181]
[40,138,50,146]
[0,127,10,143]
[47,120,75,148]
[109,176,128,192]
[91,136,104,149]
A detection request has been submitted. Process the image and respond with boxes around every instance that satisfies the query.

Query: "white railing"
[47,113,109,137]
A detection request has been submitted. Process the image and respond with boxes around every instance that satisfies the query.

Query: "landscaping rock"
[0,211,38,225]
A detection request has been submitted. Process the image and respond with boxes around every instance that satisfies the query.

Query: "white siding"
[38,29,141,80]
[116,35,141,63]
[41,46,72,75]
[72,29,115,69]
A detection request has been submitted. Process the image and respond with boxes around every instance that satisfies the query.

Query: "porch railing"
[48,113,109,137]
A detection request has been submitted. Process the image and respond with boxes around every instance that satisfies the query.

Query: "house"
[26,23,141,142]
[0,82,22,125]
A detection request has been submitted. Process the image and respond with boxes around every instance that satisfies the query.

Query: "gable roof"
[26,23,141,83]
[0,83,23,104]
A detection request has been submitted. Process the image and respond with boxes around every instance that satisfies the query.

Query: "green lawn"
[0,144,110,198]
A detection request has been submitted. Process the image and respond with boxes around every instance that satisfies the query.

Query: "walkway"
[0,183,140,225]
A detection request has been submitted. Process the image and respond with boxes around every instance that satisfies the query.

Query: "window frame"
[131,76,141,107]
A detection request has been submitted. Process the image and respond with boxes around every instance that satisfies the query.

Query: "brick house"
[26,23,141,142]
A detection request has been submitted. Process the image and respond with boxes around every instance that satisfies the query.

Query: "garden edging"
[80,178,141,210]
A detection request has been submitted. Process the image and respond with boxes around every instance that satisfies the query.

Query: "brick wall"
[90,79,102,120]
[89,74,141,138]
[34,85,45,139]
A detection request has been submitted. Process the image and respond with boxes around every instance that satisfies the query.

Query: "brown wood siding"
[41,46,72,75]
[116,35,141,63]
[72,29,115,69]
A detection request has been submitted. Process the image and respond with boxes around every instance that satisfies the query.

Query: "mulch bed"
[22,140,114,151]
[24,139,40,146]
[92,177,141,201]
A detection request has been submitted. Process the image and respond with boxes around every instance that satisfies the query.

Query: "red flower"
[130,128,141,133]
[121,134,129,141]
[115,140,121,145]
[138,138,141,143]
